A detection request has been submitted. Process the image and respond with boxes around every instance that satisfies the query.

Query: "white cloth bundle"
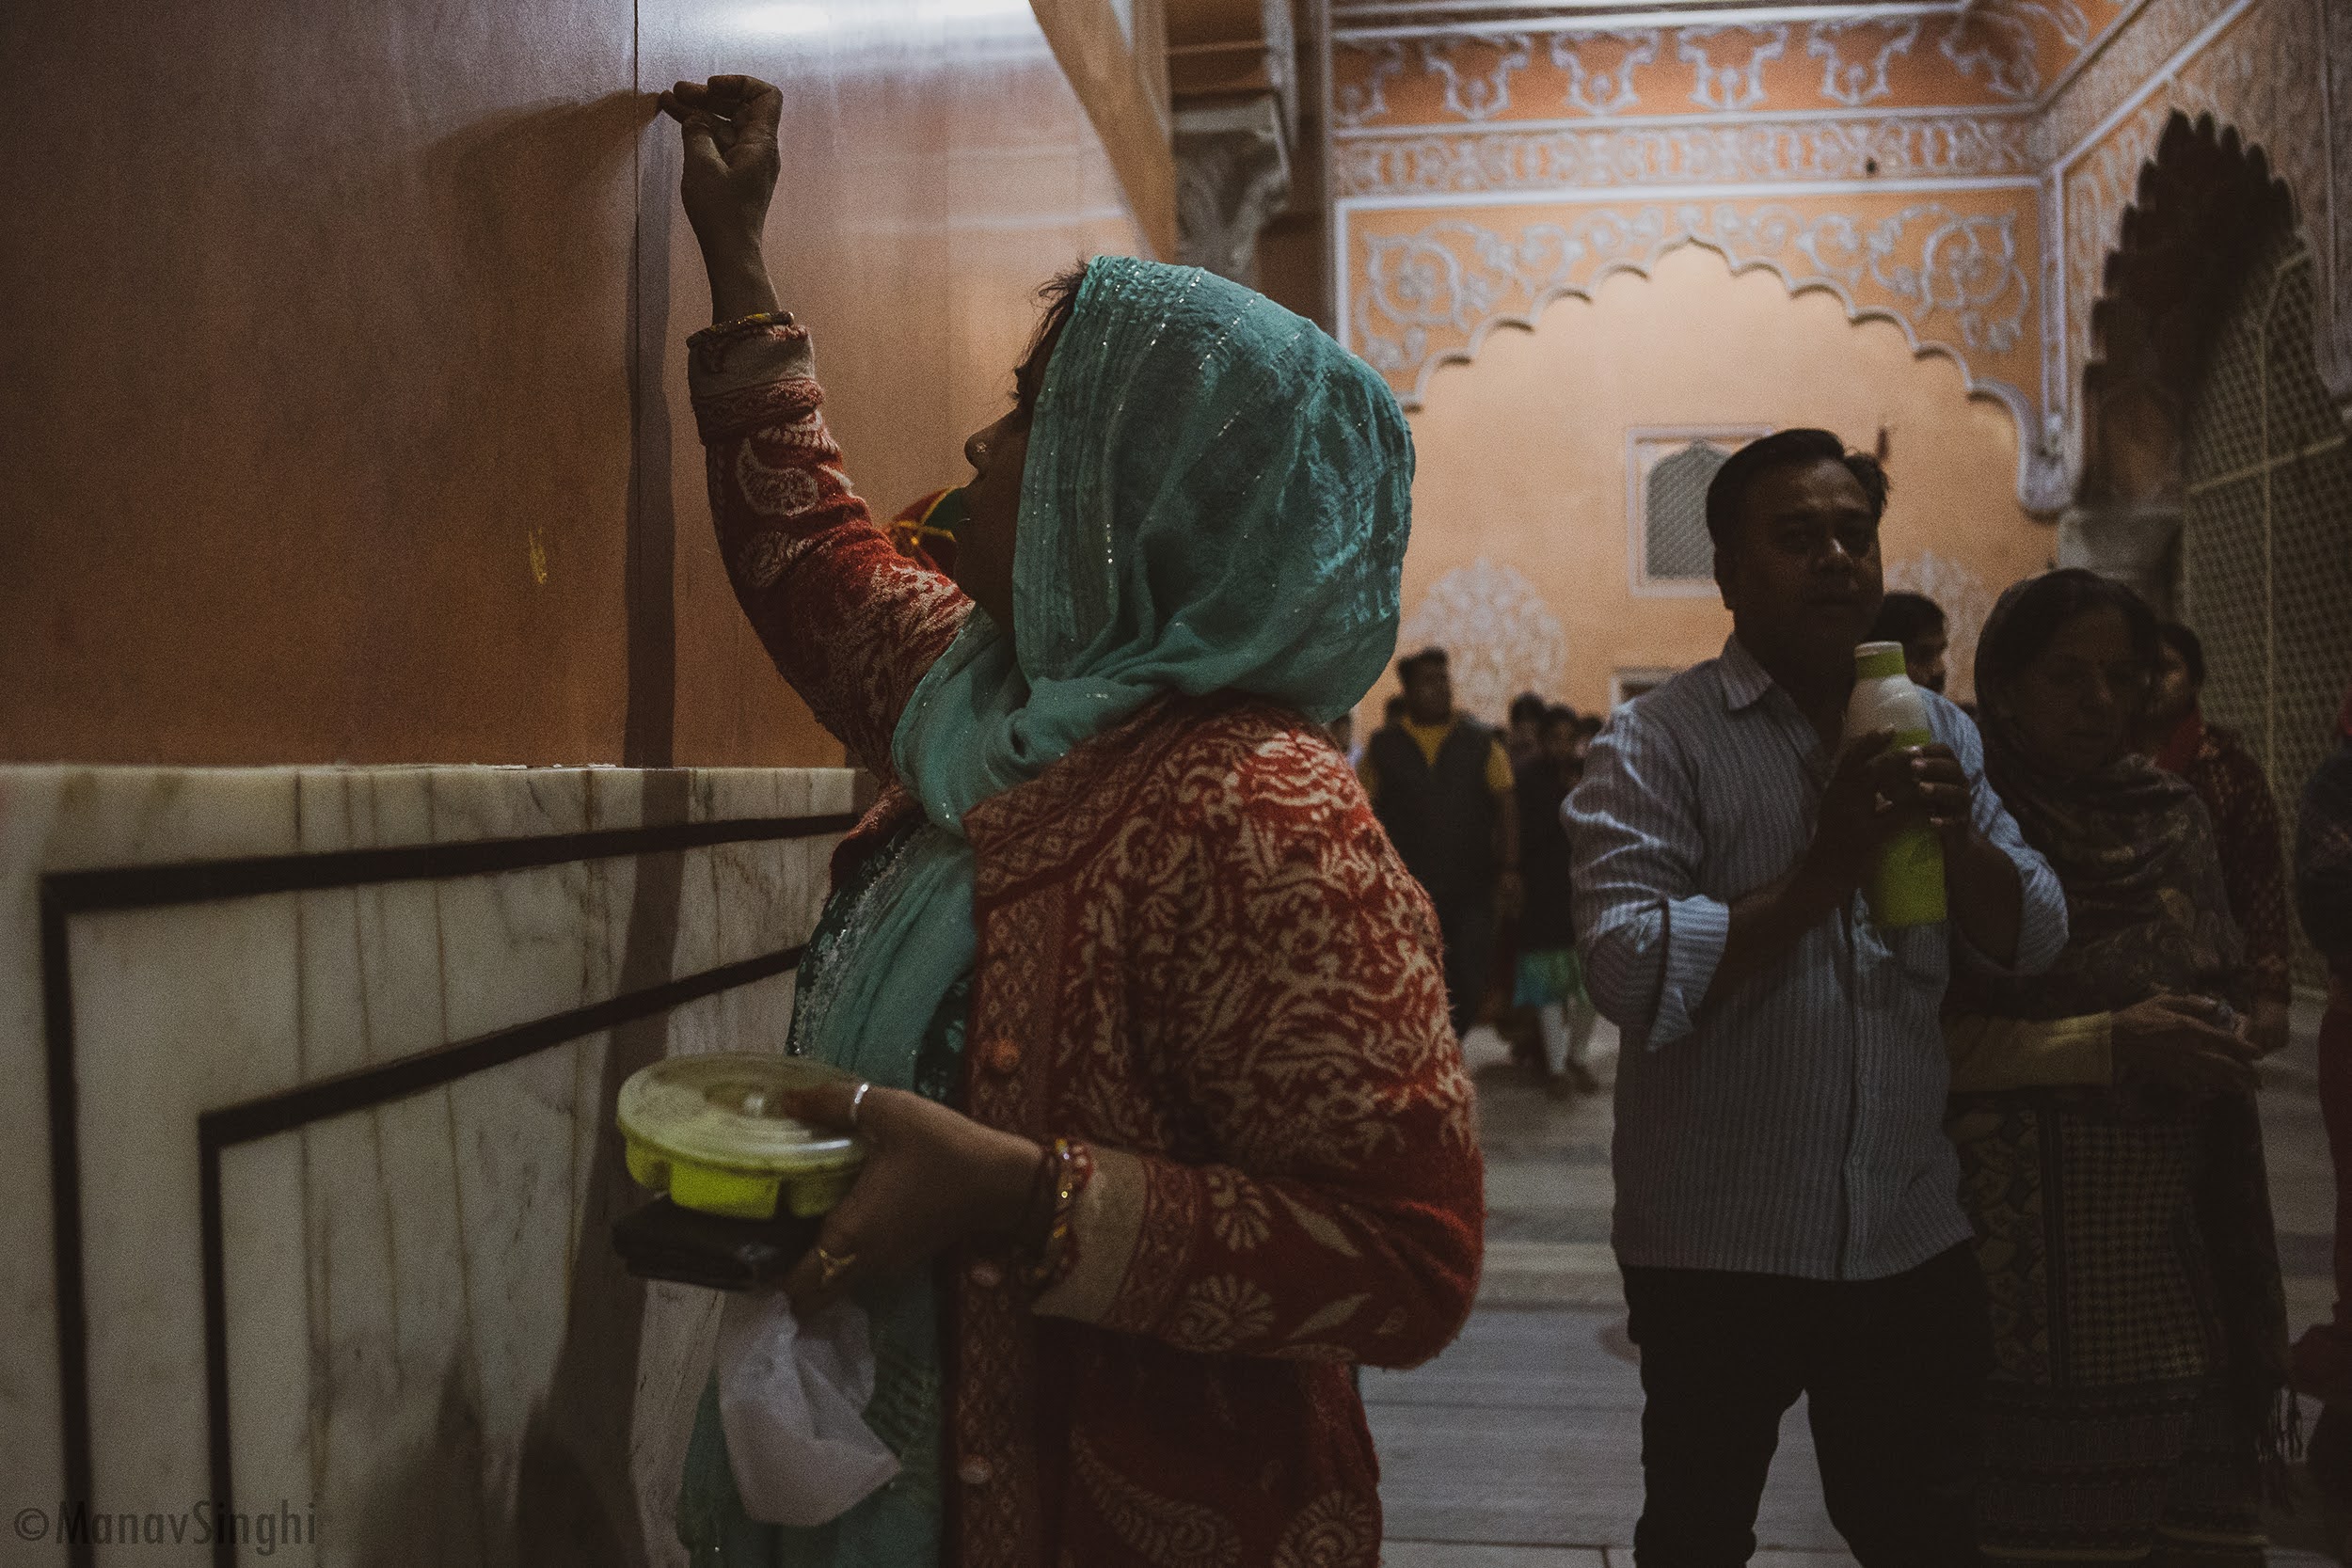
[714,1291,900,1526]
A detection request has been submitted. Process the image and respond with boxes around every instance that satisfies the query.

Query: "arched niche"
[2064,111,2299,610]
[2069,110,2352,987]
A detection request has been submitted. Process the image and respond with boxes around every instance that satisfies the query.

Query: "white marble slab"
[0,765,852,1565]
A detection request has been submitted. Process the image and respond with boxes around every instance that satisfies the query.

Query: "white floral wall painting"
[1677,25,1789,114]
[1806,18,1921,109]
[1551,29,1659,119]
[1398,560,1570,724]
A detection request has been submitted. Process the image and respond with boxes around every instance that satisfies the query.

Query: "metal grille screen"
[1645,441,1727,581]
[2181,224,2352,990]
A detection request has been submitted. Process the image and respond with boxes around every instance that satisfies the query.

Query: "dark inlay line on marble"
[40,808,848,1568]
[43,810,859,914]
[37,886,92,1545]
[195,941,803,1567]
[202,942,804,1148]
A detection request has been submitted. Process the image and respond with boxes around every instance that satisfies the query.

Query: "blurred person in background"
[1574,711,1603,765]
[1517,705,1599,1096]
[1498,689,1557,1070]
[1869,590,1950,695]
[2291,683,2352,1515]
[1324,708,1355,761]
[2139,620,2294,1054]
[1508,690,1549,769]
[1361,648,1522,1036]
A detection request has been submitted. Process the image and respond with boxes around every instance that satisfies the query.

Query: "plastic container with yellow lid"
[616,1053,867,1221]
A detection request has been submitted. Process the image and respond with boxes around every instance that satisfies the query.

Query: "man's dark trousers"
[1432,894,1495,1037]
[1622,1242,1989,1567]
[1366,718,1503,1036]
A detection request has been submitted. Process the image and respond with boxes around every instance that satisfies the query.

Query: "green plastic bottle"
[1845,641,1947,927]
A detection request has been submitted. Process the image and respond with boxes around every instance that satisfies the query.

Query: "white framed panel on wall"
[1626,425,1772,598]
[0,765,854,1566]
[1610,667,1682,708]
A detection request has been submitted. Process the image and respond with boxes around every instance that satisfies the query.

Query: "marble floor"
[1365,999,2347,1566]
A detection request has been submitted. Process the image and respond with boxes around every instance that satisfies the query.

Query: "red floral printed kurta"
[688,318,1484,1568]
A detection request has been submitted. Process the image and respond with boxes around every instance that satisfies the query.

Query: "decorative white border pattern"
[1334,115,2038,196]
[1677,25,1791,111]
[1423,33,1534,120]
[1332,2,2123,128]
[1937,7,2053,101]
[2035,0,2238,160]
[1807,17,1922,107]
[1335,40,1408,130]
[1554,29,1661,117]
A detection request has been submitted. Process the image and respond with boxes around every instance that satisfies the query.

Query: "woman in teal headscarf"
[660,77,1483,1568]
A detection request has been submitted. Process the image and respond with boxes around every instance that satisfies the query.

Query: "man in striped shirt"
[1566,430,2067,1566]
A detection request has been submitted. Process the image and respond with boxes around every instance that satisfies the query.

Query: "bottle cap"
[1854,641,1907,680]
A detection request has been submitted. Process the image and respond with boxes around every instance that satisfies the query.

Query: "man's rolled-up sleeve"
[1943,706,2069,976]
[1564,712,1725,1049]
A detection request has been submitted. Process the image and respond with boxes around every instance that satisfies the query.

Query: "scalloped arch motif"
[1348,199,2065,509]
[1331,0,2351,515]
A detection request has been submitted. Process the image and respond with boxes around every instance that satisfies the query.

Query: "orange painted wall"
[0,2,1152,768]
[1379,242,2056,729]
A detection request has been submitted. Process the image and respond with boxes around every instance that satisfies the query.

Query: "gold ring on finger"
[815,1245,857,1290]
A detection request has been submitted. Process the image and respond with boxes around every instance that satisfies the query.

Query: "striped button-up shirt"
[1565,637,2068,1281]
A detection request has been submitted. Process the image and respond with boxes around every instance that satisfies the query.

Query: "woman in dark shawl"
[1945,569,2290,1565]
[2291,683,2352,1501]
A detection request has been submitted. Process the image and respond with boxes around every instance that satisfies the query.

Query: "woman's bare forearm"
[702,238,779,324]
[660,77,786,323]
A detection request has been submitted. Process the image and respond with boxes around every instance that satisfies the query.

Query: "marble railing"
[0,765,855,1567]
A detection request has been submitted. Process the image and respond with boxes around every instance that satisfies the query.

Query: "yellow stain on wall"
[528,528,549,587]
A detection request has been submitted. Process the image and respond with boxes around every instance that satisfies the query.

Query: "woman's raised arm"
[662,76,968,778]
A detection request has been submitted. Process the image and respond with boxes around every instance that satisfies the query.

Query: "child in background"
[1516,705,1599,1096]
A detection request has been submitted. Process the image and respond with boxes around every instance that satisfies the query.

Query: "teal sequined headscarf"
[682,259,1411,1568]
[896,256,1416,825]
